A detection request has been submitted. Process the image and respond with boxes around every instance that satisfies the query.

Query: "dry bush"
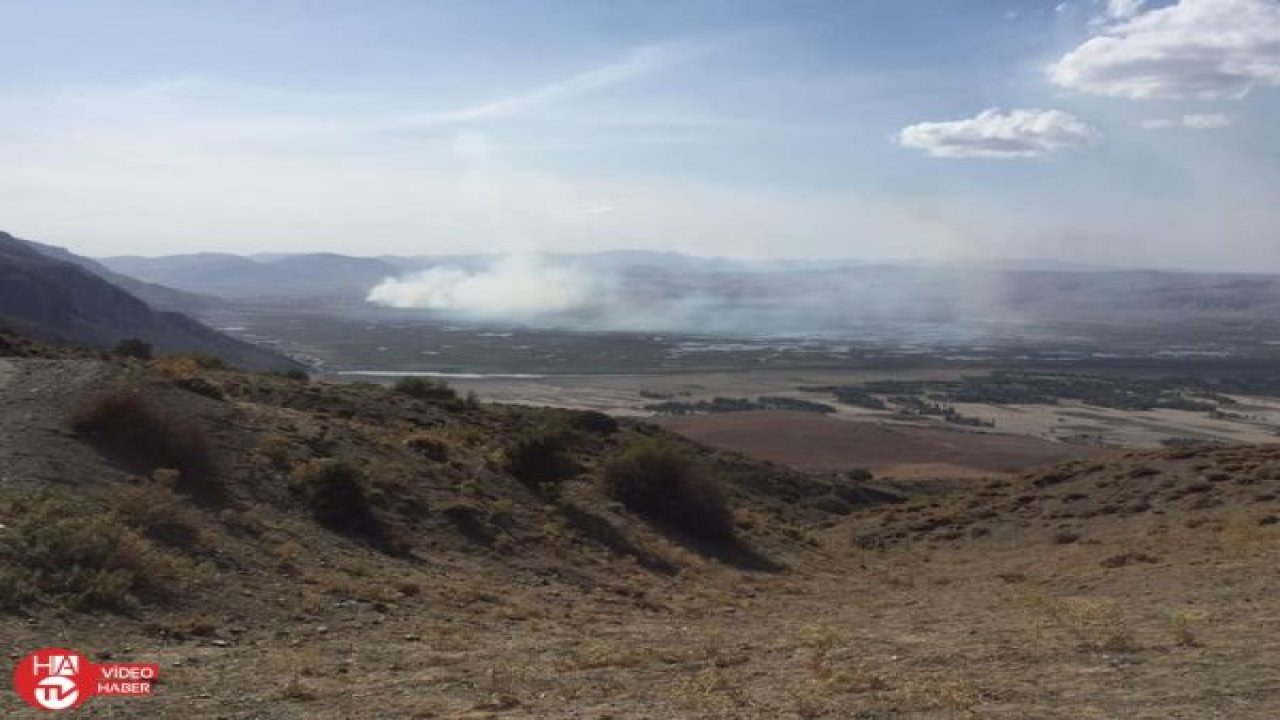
[111,481,205,549]
[603,439,735,540]
[257,432,299,470]
[150,355,225,398]
[70,387,213,482]
[403,432,449,462]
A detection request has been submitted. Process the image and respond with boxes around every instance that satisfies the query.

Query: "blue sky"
[1,0,1277,269]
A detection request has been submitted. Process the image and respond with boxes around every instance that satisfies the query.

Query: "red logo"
[12,648,158,711]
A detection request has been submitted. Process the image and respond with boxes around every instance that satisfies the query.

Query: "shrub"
[507,425,578,488]
[603,439,734,540]
[70,388,213,482]
[112,481,205,549]
[846,468,874,483]
[568,410,619,435]
[290,459,383,540]
[113,337,153,360]
[393,376,457,403]
[0,491,189,611]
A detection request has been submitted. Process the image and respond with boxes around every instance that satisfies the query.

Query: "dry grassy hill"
[1,331,1277,718]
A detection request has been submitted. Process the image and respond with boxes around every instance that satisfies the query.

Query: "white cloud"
[1141,112,1234,129]
[1182,112,1234,128]
[1103,0,1146,20]
[1052,0,1280,99]
[403,44,692,126]
[898,108,1094,159]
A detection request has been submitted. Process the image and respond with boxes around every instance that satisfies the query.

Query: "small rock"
[403,633,422,642]
[210,640,229,648]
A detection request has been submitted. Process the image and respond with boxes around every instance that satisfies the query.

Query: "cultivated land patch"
[655,410,1107,475]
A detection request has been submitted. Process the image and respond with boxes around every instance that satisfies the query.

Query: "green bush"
[393,376,458,403]
[0,491,188,612]
[290,459,383,540]
[603,439,734,540]
[846,468,874,483]
[507,425,578,488]
[113,337,153,360]
[568,410,619,435]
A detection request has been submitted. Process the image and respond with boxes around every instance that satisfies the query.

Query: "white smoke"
[366,254,596,316]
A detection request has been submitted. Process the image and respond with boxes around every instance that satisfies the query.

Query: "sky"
[0,0,1278,270]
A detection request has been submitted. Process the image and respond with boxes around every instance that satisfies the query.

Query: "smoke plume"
[366,254,597,316]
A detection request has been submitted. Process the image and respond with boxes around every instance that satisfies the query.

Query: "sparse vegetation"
[4,327,1280,717]
[603,439,734,540]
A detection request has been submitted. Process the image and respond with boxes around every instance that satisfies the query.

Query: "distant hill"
[15,236,222,315]
[0,232,301,371]
[102,252,402,301]
[96,248,1280,339]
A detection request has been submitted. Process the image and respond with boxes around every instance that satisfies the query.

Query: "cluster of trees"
[813,372,1236,414]
[801,385,887,410]
[644,395,835,416]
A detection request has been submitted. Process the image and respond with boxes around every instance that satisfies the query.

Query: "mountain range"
[0,231,300,371]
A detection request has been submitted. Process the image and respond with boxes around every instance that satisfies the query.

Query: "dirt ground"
[4,477,1277,719]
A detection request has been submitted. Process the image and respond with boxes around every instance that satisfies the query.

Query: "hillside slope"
[0,232,299,371]
[0,334,1276,718]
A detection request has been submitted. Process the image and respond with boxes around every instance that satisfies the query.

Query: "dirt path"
[0,358,107,489]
